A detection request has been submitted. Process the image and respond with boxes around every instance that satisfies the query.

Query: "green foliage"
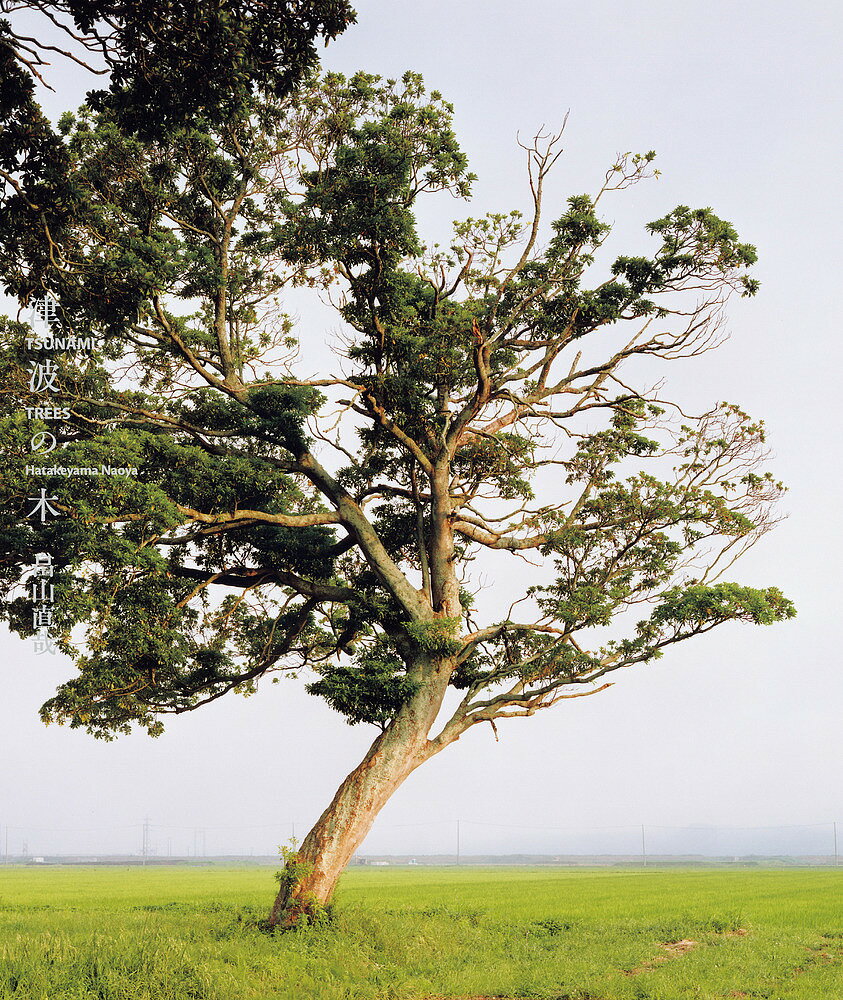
[0,2,355,305]
[307,650,419,728]
[652,582,796,628]
[600,584,796,668]
[271,840,334,929]
[0,43,791,745]
[274,839,314,894]
[276,71,473,272]
[404,617,463,655]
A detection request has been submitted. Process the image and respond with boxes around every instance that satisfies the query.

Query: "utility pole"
[202,829,206,858]
[834,822,839,868]
[456,819,460,866]
[142,817,150,865]
[641,825,647,867]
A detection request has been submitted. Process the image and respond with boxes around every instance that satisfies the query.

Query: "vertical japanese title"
[21,296,138,655]
[23,295,81,656]
[26,296,63,654]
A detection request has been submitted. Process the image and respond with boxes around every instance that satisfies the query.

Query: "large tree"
[0,0,355,304]
[0,63,793,925]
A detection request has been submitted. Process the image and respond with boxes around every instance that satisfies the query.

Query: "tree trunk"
[267,659,449,927]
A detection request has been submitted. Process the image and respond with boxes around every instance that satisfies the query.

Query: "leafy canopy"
[0,65,793,742]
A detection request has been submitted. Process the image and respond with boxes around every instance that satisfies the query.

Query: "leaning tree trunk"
[268,659,450,927]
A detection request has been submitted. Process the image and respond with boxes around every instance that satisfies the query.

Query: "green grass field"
[0,865,840,999]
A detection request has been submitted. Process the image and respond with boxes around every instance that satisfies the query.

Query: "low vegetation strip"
[0,866,839,999]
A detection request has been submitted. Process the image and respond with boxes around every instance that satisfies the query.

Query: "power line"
[0,817,840,863]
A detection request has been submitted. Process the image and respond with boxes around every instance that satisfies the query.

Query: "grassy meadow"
[0,864,840,999]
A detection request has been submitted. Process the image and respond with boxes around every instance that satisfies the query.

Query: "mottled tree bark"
[268,451,468,927]
[268,658,451,926]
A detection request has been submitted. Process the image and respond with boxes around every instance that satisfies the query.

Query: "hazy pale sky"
[2,0,841,859]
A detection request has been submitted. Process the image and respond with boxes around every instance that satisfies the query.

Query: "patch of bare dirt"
[791,936,843,977]
[624,937,699,975]
[661,937,699,957]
